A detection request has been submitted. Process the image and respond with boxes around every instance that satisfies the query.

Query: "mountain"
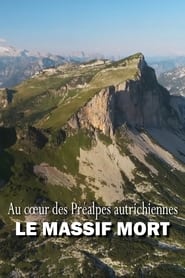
[0,50,67,88]
[0,53,185,277]
[158,67,185,96]
[0,42,100,88]
[148,56,185,76]
[2,41,185,90]
[158,67,185,133]
[0,44,21,57]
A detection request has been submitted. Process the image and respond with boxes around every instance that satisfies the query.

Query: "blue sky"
[0,0,185,56]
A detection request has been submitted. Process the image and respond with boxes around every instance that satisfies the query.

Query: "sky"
[0,0,185,57]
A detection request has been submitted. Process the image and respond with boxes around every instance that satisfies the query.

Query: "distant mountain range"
[2,41,185,91]
[158,67,185,96]
[0,54,68,88]
[0,42,104,88]
[148,56,185,76]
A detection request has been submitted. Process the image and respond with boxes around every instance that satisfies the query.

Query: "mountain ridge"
[62,53,181,136]
[1,53,183,132]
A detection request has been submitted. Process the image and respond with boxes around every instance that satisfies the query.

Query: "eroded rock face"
[66,56,179,135]
[67,86,115,136]
[114,67,172,129]
[33,163,76,187]
[170,95,185,127]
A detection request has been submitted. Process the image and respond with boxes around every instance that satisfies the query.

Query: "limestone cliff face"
[170,95,185,127]
[114,64,173,129]
[66,55,179,135]
[67,86,115,135]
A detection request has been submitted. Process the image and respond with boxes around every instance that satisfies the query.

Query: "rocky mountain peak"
[66,54,179,135]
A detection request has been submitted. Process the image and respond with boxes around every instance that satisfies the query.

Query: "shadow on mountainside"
[0,127,17,148]
[0,127,16,186]
[6,88,17,104]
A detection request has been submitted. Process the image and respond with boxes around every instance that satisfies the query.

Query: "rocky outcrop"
[0,88,16,111]
[66,55,180,135]
[67,86,115,136]
[27,126,48,149]
[33,163,76,187]
[82,251,116,278]
[114,64,174,129]
[0,89,8,108]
